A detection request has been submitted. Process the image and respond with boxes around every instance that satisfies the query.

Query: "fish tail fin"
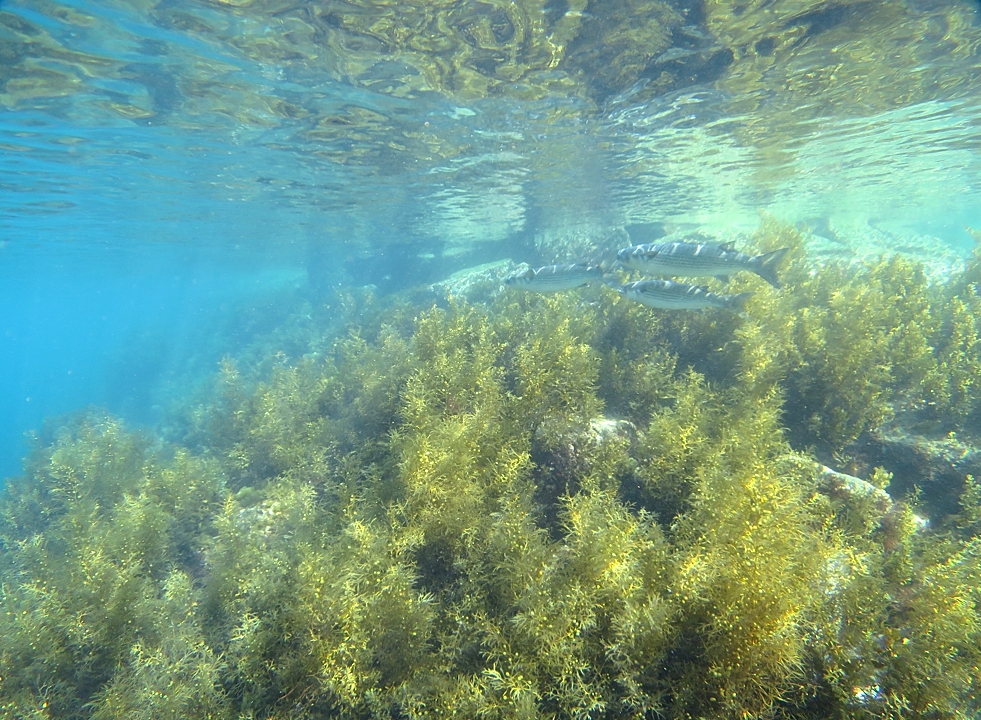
[597,259,627,288]
[753,247,790,288]
[726,291,754,313]
[581,265,608,287]
[598,257,621,274]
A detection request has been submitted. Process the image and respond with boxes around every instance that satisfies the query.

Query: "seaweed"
[0,415,227,719]
[732,218,980,452]
[3,219,981,718]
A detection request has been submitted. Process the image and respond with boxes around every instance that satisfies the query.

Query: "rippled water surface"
[3,0,981,473]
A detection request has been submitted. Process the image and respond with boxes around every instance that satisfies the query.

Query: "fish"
[504,263,605,292]
[616,241,790,288]
[618,279,753,312]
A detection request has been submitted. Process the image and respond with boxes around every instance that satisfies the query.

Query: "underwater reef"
[2,219,981,719]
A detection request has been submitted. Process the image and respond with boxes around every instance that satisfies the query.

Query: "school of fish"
[504,236,790,313]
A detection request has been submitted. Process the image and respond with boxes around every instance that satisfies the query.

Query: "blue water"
[0,244,305,478]
[3,0,981,480]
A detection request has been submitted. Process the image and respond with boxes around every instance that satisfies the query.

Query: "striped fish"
[617,241,789,288]
[618,279,752,312]
[504,263,604,292]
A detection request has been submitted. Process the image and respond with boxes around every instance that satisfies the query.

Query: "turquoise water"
[3,1,981,477]
[1,5,977,475]
[3,7,981,466]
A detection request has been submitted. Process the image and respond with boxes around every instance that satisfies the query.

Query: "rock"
[532,416,637,535]
[816,463,893,514]
[587,417,639,446]
[814,462,928,554]
[533,226,630,266]
[849,429,981,522]
[819,220,967,284]
[428,259,517,302]
[534,415,638,452]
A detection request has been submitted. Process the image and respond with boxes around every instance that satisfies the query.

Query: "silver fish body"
[504,263,604,292]
[618,279,752,312]
[617,241,789,288]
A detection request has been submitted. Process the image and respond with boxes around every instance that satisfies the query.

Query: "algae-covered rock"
[533,225,630,266]
[854,428,981,522]
[428,258,516,301]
